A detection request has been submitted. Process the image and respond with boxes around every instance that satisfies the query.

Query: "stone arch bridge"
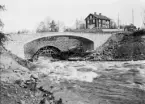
[23,32,111,60]
[5,32,112,59]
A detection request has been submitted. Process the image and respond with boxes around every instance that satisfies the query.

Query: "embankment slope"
[90,30,145,61]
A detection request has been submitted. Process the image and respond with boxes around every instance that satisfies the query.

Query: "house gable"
[85,14,96,20]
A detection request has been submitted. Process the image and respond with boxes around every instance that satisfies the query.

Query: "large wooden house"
[85,12,111,29]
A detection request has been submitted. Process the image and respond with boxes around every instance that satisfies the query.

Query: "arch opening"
[32,46,61,61]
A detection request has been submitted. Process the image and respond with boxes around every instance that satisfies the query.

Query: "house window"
[90,15,92,19]
[93,19,95,23]
[88,20,89,23]
[99,19,101,23]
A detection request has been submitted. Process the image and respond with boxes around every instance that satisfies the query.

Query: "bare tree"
[36,21,47,33]
[0,5,5,11]
[110,20,117,29]
[75,19,86,29]
[0,5,7,47]
[0,19,4,30]
[0,5,5,30]
[143,10,145,28]
[44,17,51,30]
[57,21,65,32]
[36,17,59,33]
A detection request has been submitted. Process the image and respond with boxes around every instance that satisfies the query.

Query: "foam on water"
[34,58,99,82]
[27,56,145,83]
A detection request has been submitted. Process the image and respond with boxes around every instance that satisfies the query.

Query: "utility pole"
[132,9,134,25]
[118,13,120,29]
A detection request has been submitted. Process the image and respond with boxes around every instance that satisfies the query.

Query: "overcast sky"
[1,0,145,32]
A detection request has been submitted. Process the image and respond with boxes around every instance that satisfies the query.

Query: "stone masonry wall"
[24,36,94,59]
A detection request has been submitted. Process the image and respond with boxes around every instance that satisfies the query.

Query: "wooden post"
[101,20,103,28]
[109,20,110,29]
[95,19,97,27]
[86,20,88,29]
[98,19,99,28]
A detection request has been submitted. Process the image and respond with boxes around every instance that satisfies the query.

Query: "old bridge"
[5,32,112,59]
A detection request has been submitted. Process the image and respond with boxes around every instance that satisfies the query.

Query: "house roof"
[85,13,111,20]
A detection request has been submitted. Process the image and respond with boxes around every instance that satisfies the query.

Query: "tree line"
[0,5,145,34]
[36,20,59,33]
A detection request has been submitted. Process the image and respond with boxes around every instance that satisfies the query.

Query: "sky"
[1,0,145,32]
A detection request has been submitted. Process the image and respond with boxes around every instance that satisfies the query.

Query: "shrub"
[0,32,7,46]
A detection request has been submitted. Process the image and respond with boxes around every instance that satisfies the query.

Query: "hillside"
[89,30,145,61]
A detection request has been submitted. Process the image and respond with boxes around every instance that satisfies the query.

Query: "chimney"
[94,12,97,15]
[99,13,102,15]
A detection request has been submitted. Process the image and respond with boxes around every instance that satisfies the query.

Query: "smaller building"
[124,24,137,32]
[85,12,111,29]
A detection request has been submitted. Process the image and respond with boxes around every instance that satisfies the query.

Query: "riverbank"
[88,30,145,61]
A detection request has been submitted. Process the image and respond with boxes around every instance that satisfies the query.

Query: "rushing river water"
[31,58,145,104]
[34,57,145,83]
[1,50,145,104]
